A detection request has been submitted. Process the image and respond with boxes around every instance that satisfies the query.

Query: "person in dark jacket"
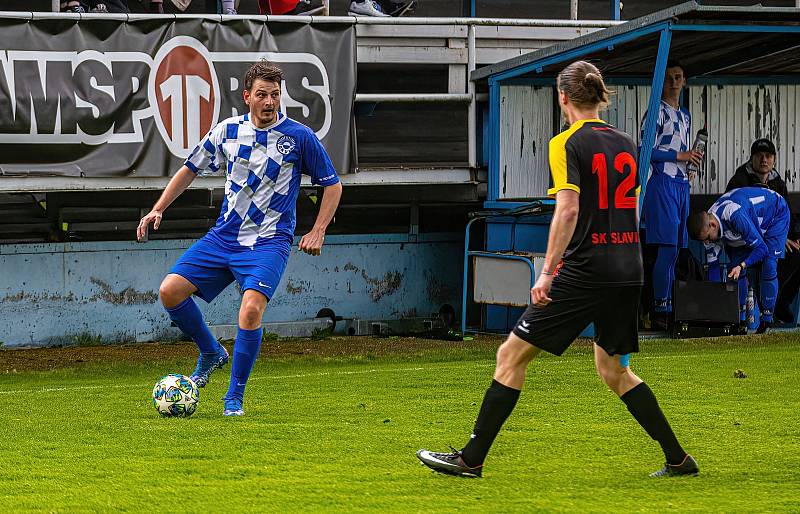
[726,138,800,324]
[61,0,129,11]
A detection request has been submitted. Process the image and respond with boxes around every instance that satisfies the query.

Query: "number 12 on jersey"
[591,152,637,210]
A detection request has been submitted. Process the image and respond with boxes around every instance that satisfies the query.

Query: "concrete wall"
[0,233,462,348]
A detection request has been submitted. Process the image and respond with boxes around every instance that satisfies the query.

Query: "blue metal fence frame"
[461,251,536,335]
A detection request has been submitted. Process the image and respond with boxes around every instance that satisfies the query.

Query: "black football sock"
[621,382,686,464]
[460,379,521,467]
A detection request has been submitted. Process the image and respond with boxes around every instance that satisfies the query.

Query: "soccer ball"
[152,374,199,418]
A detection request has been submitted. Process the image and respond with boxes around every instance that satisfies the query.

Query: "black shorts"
[512,278,641,357]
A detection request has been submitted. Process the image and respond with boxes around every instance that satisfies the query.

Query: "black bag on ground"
[672,280,740,338]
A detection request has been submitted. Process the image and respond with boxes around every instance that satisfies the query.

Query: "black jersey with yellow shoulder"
[547,119,643,287]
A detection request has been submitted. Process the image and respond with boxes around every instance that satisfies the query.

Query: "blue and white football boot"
[190,344,229,388]
[222,397,244,417]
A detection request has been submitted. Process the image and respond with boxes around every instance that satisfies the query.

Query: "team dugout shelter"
[464,2,800,334]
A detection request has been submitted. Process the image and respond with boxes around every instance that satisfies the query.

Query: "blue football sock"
[166,297,219,354]
[225,327,263,401]
[760,258,779,323]
[653,244,678,313]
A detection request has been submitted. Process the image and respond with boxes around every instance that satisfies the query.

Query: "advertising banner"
[0,16,355,177]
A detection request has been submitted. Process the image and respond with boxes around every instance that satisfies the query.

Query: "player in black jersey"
[417,61,697,478]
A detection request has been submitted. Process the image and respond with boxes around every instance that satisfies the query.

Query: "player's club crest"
[276,135,296,155]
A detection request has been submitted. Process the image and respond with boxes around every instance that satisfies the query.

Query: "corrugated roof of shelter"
[472,1,800,82]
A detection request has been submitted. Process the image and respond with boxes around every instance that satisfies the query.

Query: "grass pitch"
[0,334,798,512]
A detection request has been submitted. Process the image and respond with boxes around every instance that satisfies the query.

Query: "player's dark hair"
[666,59,685,74]
[244,60,283,91]
[557,61,612,110]
[687,210,709,240]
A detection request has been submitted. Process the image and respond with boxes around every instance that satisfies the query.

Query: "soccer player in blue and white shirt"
[688,187,790,333]
[137,61,342,416]
[640,61,704,329]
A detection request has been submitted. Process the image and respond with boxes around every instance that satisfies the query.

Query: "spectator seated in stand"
[60,1,86,12]
[348,0,416,17]
[61,0,129,12]
[160,0,238,14]
[144,0,164,13]
[258,0,325,15]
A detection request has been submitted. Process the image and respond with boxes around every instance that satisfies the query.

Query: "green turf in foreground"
[0,335,798,512]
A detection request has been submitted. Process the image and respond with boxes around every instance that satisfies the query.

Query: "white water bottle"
[746,286,755,327]
[687,126,708,176]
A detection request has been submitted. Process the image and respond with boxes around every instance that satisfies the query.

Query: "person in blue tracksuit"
[640,61,703,329]
[688,187,791,333]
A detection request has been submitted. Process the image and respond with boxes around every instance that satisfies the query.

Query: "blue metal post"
[611,0,621,20]
[488,79,501,202]
[470,0,476,17]
[461,217,481,335]
[637,26,672,212]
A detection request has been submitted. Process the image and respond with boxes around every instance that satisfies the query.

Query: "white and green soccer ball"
[152,374,199,418]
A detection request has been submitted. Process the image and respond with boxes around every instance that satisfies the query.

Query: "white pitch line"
[0,349,753,396]
[0,364,486,396]
[0,383,144,395]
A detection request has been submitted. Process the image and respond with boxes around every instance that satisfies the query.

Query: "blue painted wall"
[0,233,462,348]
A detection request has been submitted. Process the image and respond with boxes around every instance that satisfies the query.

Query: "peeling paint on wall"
[3,283,157,305]
[497,82,800,196]
[285,279,310,295]
[3,291,77,302]
[89,278,158,305]
[0,237,462,347]
[361,270,403,301]
[690,84,800,193]
[340,261,404,301]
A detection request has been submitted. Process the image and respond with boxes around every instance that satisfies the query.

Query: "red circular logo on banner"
[149,37,220,158]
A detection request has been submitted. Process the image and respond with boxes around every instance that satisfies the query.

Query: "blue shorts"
[765,202,791,260]
[728,204,791,265]
[170,235,290,303]
[643,174,690,248]
[727,208,791,268]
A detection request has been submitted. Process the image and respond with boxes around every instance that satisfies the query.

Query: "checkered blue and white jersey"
[704,187,786,266]
[641,101,691,181]
[185,113,339,249]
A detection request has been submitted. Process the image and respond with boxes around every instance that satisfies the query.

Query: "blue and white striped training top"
[641,100,691,181]
[185,112,339,250]
[705,187,787,267]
